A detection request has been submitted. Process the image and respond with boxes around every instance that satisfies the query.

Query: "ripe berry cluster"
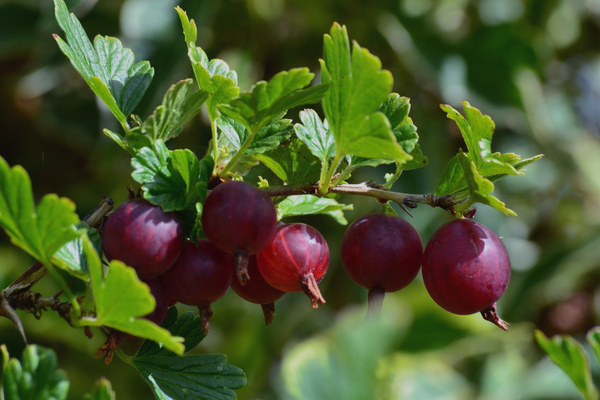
[101,180,512,336]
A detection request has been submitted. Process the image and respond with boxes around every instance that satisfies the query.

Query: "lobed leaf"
[80,236,184,355]
[0,157,81,267]
[255,139,322,185]
[218,116,294,156]
[176,7,239,119]
[140,79,208,143]
[320,23,409,163]
[53,0,153,125]
[276,195,353,225]
[2,345,69,400]
[535,330,598,400]
[294,109,336,162]
[131,141,212,212]
[52,223,101,278]
[133,309,246,400]
[218,68,328,133]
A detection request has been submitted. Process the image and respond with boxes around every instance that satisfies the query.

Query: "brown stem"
[233,250,250,285]
[260,182,455,211]
[480,303,509,331]
[300,272,326,309]
[367,287,385,318]
[261,302,276,325]
[0,197,114,341]
[199,304,213,335]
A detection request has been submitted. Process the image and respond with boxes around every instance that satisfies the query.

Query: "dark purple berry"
[102,199,183,278]
[231,255,285,325]
[341,213,422,315]
[422,218,511,330]
[161,239,233,333]
[257,223,328,309]
[201,181,277,285]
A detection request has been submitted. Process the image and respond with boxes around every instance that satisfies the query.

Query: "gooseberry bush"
[0,0,546,399]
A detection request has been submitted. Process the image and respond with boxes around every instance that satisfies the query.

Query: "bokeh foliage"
[2,0,600,398]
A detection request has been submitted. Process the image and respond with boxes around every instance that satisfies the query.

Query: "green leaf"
[80,236,184,355]
[175,7,238,118]
[84,378,116,400]
[457,152,516,216]
[53,0,153,125]
[255,139,322,185]
[218,116,294,156]
[0,157,81,266]
[132,308,246,400]
[586,328,600,366]
[276,195,352,224]
[140,79,208,142]
[294,109,336,162]
[131,141,211,212]
[219,68,328,133]
[2,345,69,400]
[440,102,522,176]
[52,223,101,278]
[320,23,409,163]
[535,330,598,400]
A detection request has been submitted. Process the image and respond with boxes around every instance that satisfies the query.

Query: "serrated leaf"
[218,68,328,133]
[53,0,153,125]
[218,116,294,156]
[84,378,116,400]
[131,141,211,212]
[52,223,101,278]
[457,152,516,216]
[255,139,321,185]
[535,330,598,400]
[2,345,69,400]
[294,109,336,162]
[80,236,184,355]
[441,102,520,176]
[141,79,208,142]
[276,195,352,224]
[132,308,246,400]
[320,23,409,163]
[176,7,238,118]
[0,157,81,266]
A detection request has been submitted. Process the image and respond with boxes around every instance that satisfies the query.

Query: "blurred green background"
[2,0,600,399]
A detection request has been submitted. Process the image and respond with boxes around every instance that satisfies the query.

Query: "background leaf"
[2,345,69,400]
[133,308,246,400]
[0,157,81,266]
[53,0,153,124]
[84,378,116,400]
[534,330,598,400]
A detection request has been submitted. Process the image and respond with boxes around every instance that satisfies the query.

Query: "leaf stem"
[383,162,403,190]
[219,126,259,178]
[318,153,344,196]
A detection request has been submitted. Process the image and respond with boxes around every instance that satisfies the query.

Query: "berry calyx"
[161,239,233,333]
[101,198,183,278]
[422,218,511,330]
[341,213,423,315]
[201,180,277,285]
[257,223,329,308]
[231,255,285,325]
